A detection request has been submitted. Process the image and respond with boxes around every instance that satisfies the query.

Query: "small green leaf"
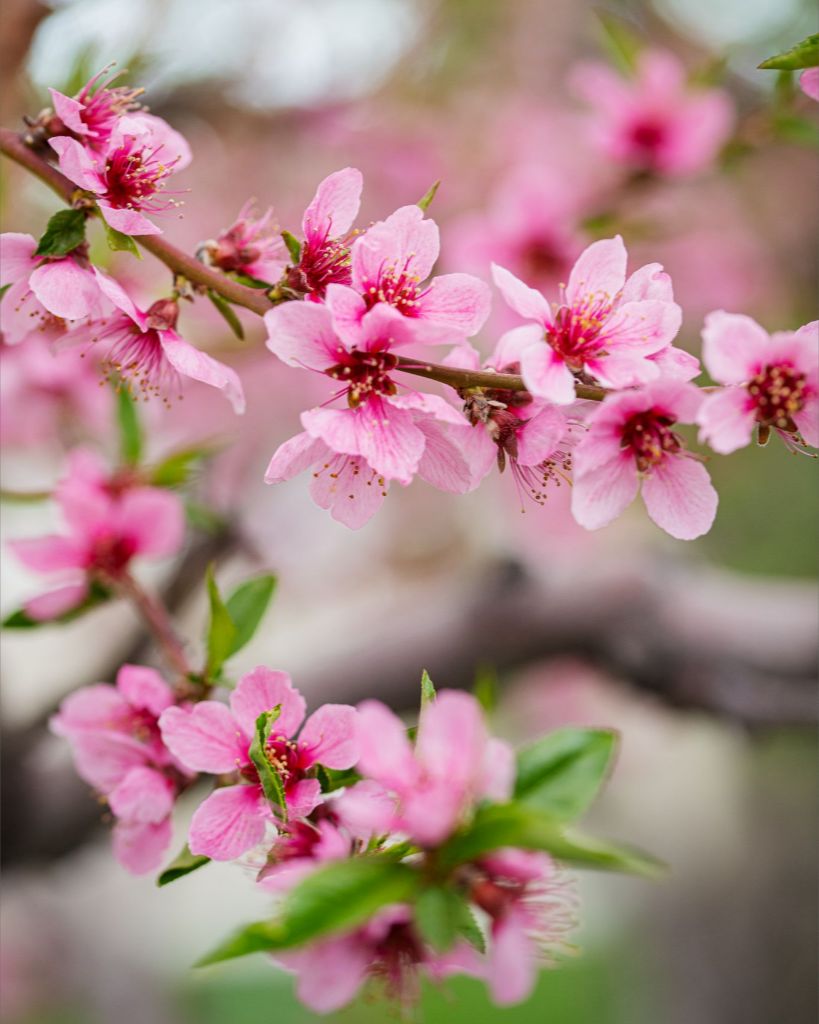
[157,844,210,887]
[414,886,462,952]
[186,501,226,533]
[281,230,302,264]
[207,290,244,340]
[232,272,274,289]
[115,385,143,466]
[759,34,819,71]
[224,574,277,656]
[514,728,617,821]
[595,11,642,76]
[0,283,12,301]
[420,669,436,707]
[473,663,498,713]
[455,902,486,954]
[249,707,287,818]
[197,858,421,965]
[2,581,111,629]
[34,208,87,257]
[317,765,362,793]
[149,447,212,488]
[205,565,238,677]
[104,222,141,258]
[416,180,440,212]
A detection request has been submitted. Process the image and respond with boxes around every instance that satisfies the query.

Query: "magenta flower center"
[520,236,566,280]
[747,362,807,433]
[288,232,352,298]
[327,348,399,407]
[88,532,138,578]
[102,138,177,211]
[363,261,427,318]
[546,298,612,372]
[371,922,425,1001]
[620,409,682,472]
[630,119,668,157]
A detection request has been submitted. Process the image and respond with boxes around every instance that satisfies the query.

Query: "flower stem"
[116,571,191,684]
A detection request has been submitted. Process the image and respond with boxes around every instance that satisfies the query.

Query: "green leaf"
[595,11,642,76]
[207,290,244,340]
[205,565,238,677]
[0,283,12,302]
[420,668,436,707]
[232,272,274,289]
[115,386,143,466]
[317,765,362,793]
[772,112,819,147]
[514,728,617,821]
[249,707,287,818]
[34,208,87,257]
[224,574,277,657]
[281,230,302,265]
[186,501,226,533]
[455,901,486,954]
[414,886,464,952]
[439,803,664,877]
[473,663,498,713]
[197,858,421,965]
[104,222,141,258]
[759,34,819,71]
[2,581,111,629]
[148,447,212,488]
[157,844,210,887]
[416,180,440,212]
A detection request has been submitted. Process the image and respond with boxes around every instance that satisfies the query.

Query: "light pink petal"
[116,664,174,716]
[98,203,161,236]
[520,344,576,404]
[126,112,192,170]
[415,416,474,494]
[620,262,674,303]
[566,236,627,307]
[29,260,105,321]
[108,765,175,823]
[285,778,323,818]
[353,204,439,287]
[112,817,172,874]
[302,167,363,242]
[356,301,434,351]
[115,486,185,559]
[601,299,681,353]
[91,268,147,328]
[516,405,566,466]
[309,454,389,529]
[48,88,89,135]
[662,93,734,175]
[696,387,756,454]
[56,472,113,542]
[641,456,718,540]
[332,780,397,842]
[188,785,268,860]
[159,330,245,413]
[48,136,104,193]
[701,311,771,384]
[279,935,371,1014]
[264,300,344,370]
[299,704,358,770]
[642,378,704,423]
[416,690,488,789]
[66,731,149,792]
[265,431,326,483]
[570,60,634,115]
[324,283,367,344]
[585,349,660,390]
[9,534,88,573]
[230,666,306,740]
[800,67,819,102]
[441,341,481,372]
[24,581,89,621]
[158,702,247,774]
[487,910,539,1006]
[355,700,418,790]
[414,273,491,336]
[490,324,543,372]
[491,263,551,324]
[51,683,129,737]
[792,396,819,448]
[400,779,465,846]
[478,738,516,802]
[571,452,640,530]
[649,344,701,382]
[0,233,36,284]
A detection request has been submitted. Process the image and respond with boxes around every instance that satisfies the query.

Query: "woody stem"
[115,571,191,685]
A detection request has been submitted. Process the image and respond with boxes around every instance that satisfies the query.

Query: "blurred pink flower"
[48,65,144,150]
[697,312,818,453]
[204,200,287,281]
[572,50,734,177]
[571,379,717,540]
[799,68,819,102]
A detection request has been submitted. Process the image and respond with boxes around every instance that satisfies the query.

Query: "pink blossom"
[354,690,515,847]
[572,49,734,177]
[325,204,491,343]
[48,65,144,150]
[697,312,818,453]
[72,270,244,411]
[49,113,191,236]
[159,667,358,860]
[571,379,718,540]
[0,232,108,343]
[799,68,819,102]
[50,664,185,873]
[257,818,352,893]
[9,448,185,620]
[203,200,287,281]
[492,236,683,403]
[279,168,363,299]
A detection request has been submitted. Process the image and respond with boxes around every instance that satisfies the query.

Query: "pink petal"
[309,454,388,529]
[571,452,640,530]
[520,344,576,404]
[442,341,482,372]
[0,233,36,284]
[126,112,192,170]
[265,431,327,483]
[479,738,516,802]
[158,702,247,774]
[662,92,734,176]
[112,817,172,875]
[649,344,701,382]
[29,260,105,321]
[416,690,488,790]
[792,396,819,448]
[620,262,674,303]
[601,299,681,353]
[800,67,819,102]
[188,785,268,860]
[400,778,465,846]
[48,88,89,135]
[324,283,367,344]
[285,778,322,818]
[51,683,130,737]
[264,300,344,370]
[516,405,566,466]
[491,263,551,324]
[701,311,771,384]
[98,203,161,237]
[585,349,660,390]
[353,204,439,287]
[115,486,185,559]
[302,167,363,242]
[91,268,147,328]
[108,766,175,823]
[696,387,756,454]
[487,910,539,1006]
[299,704,358,770]
[355,700,418,790]
[490,324,543,371]
[414,273,491,336]
[566,236,627,307]
[356,301,433,351]
[66,731,150,792]
[230,666,306,740]
[641,456,718,540]
[116,664,174,716]
[48,136,104,193]
[332,780,397,842]
[415,416,474,494]
[24,582,89,621]
[9,534,88,573]
[279,935,371,1014]
[159,330,245,413]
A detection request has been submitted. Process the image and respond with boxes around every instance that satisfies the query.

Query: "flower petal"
[159,702,247,774]
[159,330,245,413]
[355,700,418,790]
[696,387,756,454]
[571,452,639,530]
[230,666,306,740]
[302,167,363,242]
[491,263,551,324]
[116,664,174,717]
[299,704,358,770]
[641,457,718,540]
[566,236,627,307]
[108,765,175,823]
[520,344,576,404]
[112,817,172,875]
[188,785,268,860]
[264,300,344,370]
[701,311,771,384]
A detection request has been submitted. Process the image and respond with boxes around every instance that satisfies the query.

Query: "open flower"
[325,204,491,344]
[697,312,818,453]
[51,664,187,873]
[203,200,287,281]
[159,667,358,861]
[48,65,144,150]
[492,236,683,404]
[49,113,191,236]
[9,448,185,620]
[572,49,734,177]
[571,379,718,540]
[355,690,515,847]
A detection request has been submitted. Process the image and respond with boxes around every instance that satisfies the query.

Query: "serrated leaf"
[281,230,301,265]
[115,385,143,466]
[595,10,642,75]
[205,565,237,677]
[157,844,210,887]
[455,901,486,954]
[224,574,277,656]
[759,34,819,71]
[33,208,87,257]
[104,222,141,258]
[197,858,421,965]
[416,180,440,212]
[207,290,244,340]
[249,707,287,818]
[439,802,664,877]
[473,663,498,713]
[2,581,112,629]
[414,885,461,952]
[514,728,617,821]
[420,669,436,707]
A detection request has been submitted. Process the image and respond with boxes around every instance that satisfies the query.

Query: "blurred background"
[0,0,817,1022]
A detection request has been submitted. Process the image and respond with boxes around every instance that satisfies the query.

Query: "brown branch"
[114,571,192,683]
